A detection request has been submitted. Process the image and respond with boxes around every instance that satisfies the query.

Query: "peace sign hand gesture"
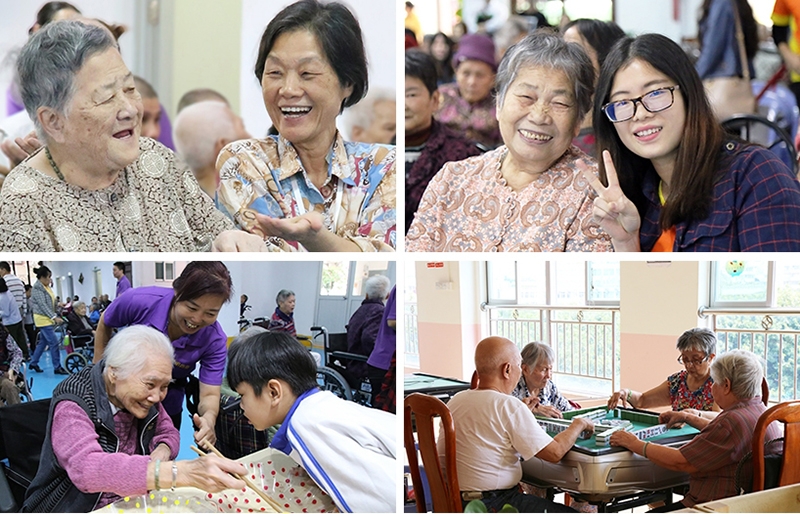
[578,150,642,252]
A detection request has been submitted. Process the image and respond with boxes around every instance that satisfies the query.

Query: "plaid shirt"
[639,142,800,251]
[680,397,782,506]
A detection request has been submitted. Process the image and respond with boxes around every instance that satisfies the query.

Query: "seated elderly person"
[435,33,502,150]
[267,289,296,337]
[345,275,391,381]
[407,31,611,252]
[512,342,574,418]
[66,301,95,338]
[442,336,593,512]
[0,20,264,252]
[341,87,396,144]
[608,328,720,419]
[215,0,396,252]
[610,350,782,511]
[23,325,246,512]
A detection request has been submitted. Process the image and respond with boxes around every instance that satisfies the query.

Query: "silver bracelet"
[154,459,161,491]
[171,461,178,491]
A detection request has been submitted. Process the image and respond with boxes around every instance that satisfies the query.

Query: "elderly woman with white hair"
[268,289,297,337]
[23,325,246,512]
[407,30,612,252]
[0,20,265,252]
[608,327,720,418]
[512,342,574,418]
[345,275,391,381]
[610,350,782,511]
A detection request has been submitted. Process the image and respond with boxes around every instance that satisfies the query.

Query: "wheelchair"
[312,326,372,406]
[0,363,33,407]
[63,331,94,375]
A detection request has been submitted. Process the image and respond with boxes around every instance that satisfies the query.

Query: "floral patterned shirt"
[406,146,612,252]
[0,138,233,252]
[511,377,574,412]
[435,82,502,150]
[668,370,715,411]
[216,133,396,252]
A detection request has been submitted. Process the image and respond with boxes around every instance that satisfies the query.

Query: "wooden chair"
[404,393,462,513]
[752,401,800,491]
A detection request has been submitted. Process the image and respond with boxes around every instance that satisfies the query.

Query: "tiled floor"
[26,348,197,461]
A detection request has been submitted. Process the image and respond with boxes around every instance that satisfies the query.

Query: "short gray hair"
[174,101,238,172]
[676,327,717,357]
[495,30,595,119]
[364,275,391,300]
[276,289,295,305]
[103,325,174,380]
[710,350,764,400]
[520,341,555,368]
[72,301,86,311]
[17,20,116,140]
[340,87,396,140]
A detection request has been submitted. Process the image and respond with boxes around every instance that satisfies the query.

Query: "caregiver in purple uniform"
[92,261,232,445]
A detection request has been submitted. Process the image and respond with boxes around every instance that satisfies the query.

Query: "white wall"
[0,0,139,119]
[238,0,397,137]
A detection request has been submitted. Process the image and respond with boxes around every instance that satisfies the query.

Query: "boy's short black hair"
[227,331,318,397]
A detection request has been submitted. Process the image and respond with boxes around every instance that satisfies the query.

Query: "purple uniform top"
[367,286,396,371]
[116,275,132,298]
[102,286,227,417]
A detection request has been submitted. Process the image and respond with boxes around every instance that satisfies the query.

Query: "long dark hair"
[562,19,626,71]
[431,32,456,83]
[593,33,725,230]
[30,1,81,34]
[699,0,758,60]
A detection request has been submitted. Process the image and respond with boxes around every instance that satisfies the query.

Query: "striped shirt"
[680,396,782,506]
[2,274,26,317]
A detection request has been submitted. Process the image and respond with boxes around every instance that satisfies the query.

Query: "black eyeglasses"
[602,85,680,123]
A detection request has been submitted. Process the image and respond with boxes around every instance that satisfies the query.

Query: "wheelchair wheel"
[316,366,353,401]
[65,352,88,374]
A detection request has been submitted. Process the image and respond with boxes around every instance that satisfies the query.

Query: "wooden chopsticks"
[190,440,286,513]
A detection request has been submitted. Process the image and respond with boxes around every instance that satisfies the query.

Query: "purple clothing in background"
[435,82,501,150]
[405,118,481,231]
[157,104,175,151]
[102,286,227,416]
[5,87,23,118]
[115,275,132,299]
[367,286,395,371]
[345,297,385,378]
[52,400,179,509]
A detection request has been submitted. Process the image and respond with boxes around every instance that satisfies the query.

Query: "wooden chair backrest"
[404,393,462,513]
[753,401,800,491]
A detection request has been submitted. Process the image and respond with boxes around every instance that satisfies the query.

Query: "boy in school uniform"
[226,331,396,513]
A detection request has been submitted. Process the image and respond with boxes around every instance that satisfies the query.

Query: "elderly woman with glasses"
[608,328,720,418]
[609,350,781,510]
[0,20,263,252]
[582,33,800,252]
[407,31,612,252]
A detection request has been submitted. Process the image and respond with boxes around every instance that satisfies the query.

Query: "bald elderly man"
[438,336,592,512]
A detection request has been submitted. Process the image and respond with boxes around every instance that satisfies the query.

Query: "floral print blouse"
[406,146,612,252]
[512,377,574,412]
[0,138,233,251]
[216,133,396,252]
[435,82,502,150]
[668,370,715,411]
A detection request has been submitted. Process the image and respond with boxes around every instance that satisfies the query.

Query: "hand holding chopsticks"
[192,439,287,513]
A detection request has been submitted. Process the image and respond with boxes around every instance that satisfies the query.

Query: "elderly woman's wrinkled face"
[522,358,552,390]
[455,60,495,104]
[107,355,172,419]
[278,295,296,315]
[497,66,580,173]
[75,304,87,316]
[61,48,142,173]
[261,30,353,150]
